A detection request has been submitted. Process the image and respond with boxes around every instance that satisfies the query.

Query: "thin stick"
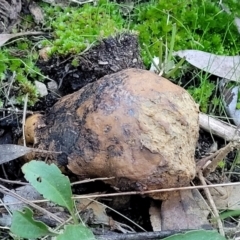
[22,93,28,147]
[1,181,240,207]
[198,171,225,236]
[0,177,28,185]
[0,108,33,115]
[0,185,63,223]
[71,177,115,186]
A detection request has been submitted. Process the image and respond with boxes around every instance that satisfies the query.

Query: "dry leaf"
[161,190,210,230]
[0,144,33,164]
[76,198,135,233]
[174,50,240,81]
[0,144,59,164]
[210,185,240,211]
[0,32,44,47]
[76,198,109,225]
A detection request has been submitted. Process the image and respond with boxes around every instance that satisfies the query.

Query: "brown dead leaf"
[210,185,240,210]
[76,198,109,225]
[76,198,135,233]
[161,190,211,230]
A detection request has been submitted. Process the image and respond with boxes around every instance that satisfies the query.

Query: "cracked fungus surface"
[27,68,199,199]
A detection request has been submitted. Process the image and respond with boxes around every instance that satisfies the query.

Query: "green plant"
[187,72,215,113]
[41,0,125,56]
[145,23,186,78]
[132,0,240,66]
[10,160,96,239]
[217,0,240,17]
[0,48,43,106]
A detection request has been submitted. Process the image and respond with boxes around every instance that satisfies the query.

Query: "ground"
[0,0,240,239]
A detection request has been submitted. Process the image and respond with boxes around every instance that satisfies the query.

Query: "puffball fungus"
[24,69,199,199]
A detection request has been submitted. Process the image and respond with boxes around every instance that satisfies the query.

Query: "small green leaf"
[163,230,226,240]
[10,207,53,238]
[22,160,74,213]
[220,209,240,220]
[57,225,96,240]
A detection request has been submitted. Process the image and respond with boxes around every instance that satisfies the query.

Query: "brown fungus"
[24,69,199,199]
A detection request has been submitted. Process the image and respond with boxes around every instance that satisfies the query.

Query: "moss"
[0,48,41,106]
[41,0,125,56]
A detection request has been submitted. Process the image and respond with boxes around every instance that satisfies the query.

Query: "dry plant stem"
[32,149,62,154]
[94,229,207,240]
[199,112,240,141]
[6,72,16,101]
[198,171,225,237]
[202,142,239,177]
[0,184,63,223]
[71,177,115,186]
[0,197,12,217]
[0,177,28,185]
[1,165,8,180]
[22,93,28,147]
[0,108,33,114]
[204,179,226,197]
[196,151,220,170]
[1,182,240,207]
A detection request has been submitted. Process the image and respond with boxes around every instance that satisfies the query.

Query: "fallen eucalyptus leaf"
[0,144,33,164]
[0,32,44,47]
[174,50,240,82]
[0,144,62,164]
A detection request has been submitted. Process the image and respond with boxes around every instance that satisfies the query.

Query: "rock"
[34,81,48,97]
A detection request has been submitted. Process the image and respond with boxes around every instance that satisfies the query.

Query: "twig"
[0,177,28,185]
[1,181,240,207]
[199,112,240,141]
[0,108,33,115]
[196,151,220,170]
[197,171,225,236]
[0,184,63,223]
[94,229,213,240]
[202,142,239,177]
[71,177,115,186]
[5,72,16,101]
[22,93,28,147]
